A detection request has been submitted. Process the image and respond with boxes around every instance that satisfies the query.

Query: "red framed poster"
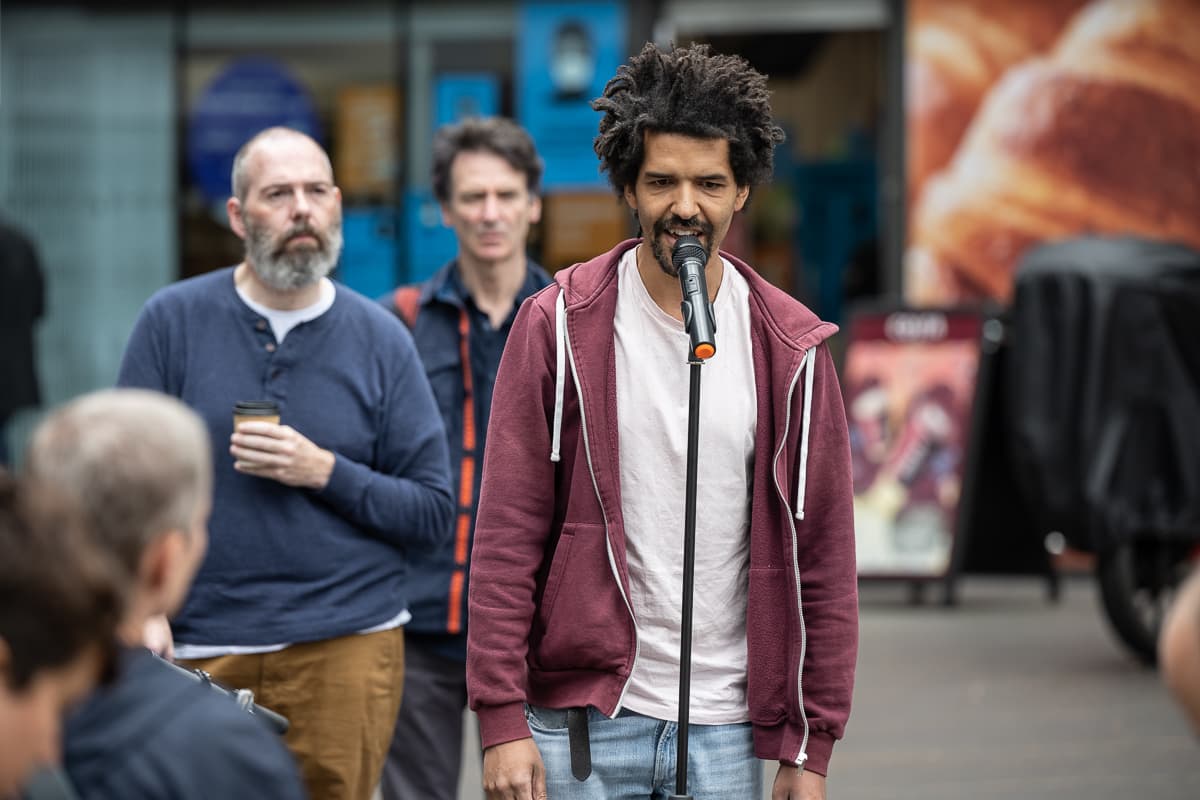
[843,308,984,578]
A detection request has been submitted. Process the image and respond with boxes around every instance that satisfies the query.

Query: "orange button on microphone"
[694,343,715,359]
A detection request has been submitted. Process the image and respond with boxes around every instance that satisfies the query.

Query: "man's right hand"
[482,738,547,800]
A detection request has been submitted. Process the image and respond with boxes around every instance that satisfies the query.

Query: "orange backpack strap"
[392,285,421,329]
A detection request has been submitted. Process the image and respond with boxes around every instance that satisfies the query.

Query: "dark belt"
[567,706,592,781]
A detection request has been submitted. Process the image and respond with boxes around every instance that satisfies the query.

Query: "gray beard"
[245,222,343,292]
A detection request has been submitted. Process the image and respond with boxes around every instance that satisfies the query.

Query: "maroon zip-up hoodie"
[466,239,858,776]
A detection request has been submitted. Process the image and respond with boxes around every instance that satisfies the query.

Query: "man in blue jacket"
[27,388,306,799]
[380,117,551,800]
[117,127,453,800]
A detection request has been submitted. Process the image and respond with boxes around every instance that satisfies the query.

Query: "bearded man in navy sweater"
[117,127,454,800]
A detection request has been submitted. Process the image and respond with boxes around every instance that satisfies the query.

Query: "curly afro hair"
[592,42,786,196]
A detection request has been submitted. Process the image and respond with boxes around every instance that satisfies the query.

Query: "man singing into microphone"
[466,42,857,800]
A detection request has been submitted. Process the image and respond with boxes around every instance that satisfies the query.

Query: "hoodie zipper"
[772,351,811,768]
[562,310,641,714]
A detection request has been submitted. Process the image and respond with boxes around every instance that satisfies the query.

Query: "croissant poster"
[904,0,1200,307]
[845,310,982,577]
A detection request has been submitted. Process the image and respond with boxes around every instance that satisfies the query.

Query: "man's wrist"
[310,448,336,489]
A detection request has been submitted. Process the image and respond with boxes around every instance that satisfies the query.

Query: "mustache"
[652,215,713,241]
[277,223,324,251]
[285,222,320,240]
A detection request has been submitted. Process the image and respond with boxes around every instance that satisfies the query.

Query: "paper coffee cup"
[233,400,280,429]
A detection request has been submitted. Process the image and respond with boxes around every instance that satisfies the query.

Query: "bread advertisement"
[904,0,1200,306]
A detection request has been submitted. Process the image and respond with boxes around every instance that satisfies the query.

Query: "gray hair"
[25,389,212,576]
[230,126,333,202]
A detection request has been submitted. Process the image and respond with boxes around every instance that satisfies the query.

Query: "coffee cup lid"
[234,401,280,414]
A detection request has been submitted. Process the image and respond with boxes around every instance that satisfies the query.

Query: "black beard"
[649,216,714,277]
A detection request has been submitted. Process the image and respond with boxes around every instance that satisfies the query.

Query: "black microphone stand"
[668,349,704,800]
[669,235,715,800]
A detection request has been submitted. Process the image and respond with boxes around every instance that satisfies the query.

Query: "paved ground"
[819,576,1198,800]
[444,575,1199,799]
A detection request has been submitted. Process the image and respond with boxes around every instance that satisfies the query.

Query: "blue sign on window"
[404,189,459,284]
[518,1,627,190]
[186,57,321,206]
[435,74,500,129]
[337,209,400,300]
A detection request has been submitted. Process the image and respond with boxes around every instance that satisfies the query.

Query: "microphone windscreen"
[672,235,706,270]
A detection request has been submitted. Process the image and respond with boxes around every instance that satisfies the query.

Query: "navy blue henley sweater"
[118,267,453,646]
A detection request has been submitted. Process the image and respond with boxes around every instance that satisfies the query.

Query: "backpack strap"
[392,285,422,328]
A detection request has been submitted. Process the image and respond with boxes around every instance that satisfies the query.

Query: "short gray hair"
[230,126,333,202]
[25,389,212,576]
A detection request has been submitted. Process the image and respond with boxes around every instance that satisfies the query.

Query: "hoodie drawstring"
[550,287,817,519]
[550,289,566,462]
[795,348,814,520]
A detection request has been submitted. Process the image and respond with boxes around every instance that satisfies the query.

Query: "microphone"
[672,235,717,360]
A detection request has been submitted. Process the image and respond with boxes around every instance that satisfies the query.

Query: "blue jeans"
[526,705,761,800]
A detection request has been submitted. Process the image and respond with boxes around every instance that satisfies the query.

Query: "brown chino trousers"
[180,626,405,800]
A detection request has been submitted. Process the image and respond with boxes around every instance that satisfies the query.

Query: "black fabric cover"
[0,219,44,420]
[1006,236,1200,552]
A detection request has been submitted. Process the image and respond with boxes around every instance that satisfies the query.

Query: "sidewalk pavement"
[443,575,1199,799]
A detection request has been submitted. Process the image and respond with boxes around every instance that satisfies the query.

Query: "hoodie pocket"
[531,522,627,673]
[539,526,577,623]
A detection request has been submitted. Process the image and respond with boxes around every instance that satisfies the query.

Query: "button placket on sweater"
[252,316,284,401]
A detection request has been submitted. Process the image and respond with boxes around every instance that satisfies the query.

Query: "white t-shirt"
[614,246,757,724]
[235,276,336,343]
